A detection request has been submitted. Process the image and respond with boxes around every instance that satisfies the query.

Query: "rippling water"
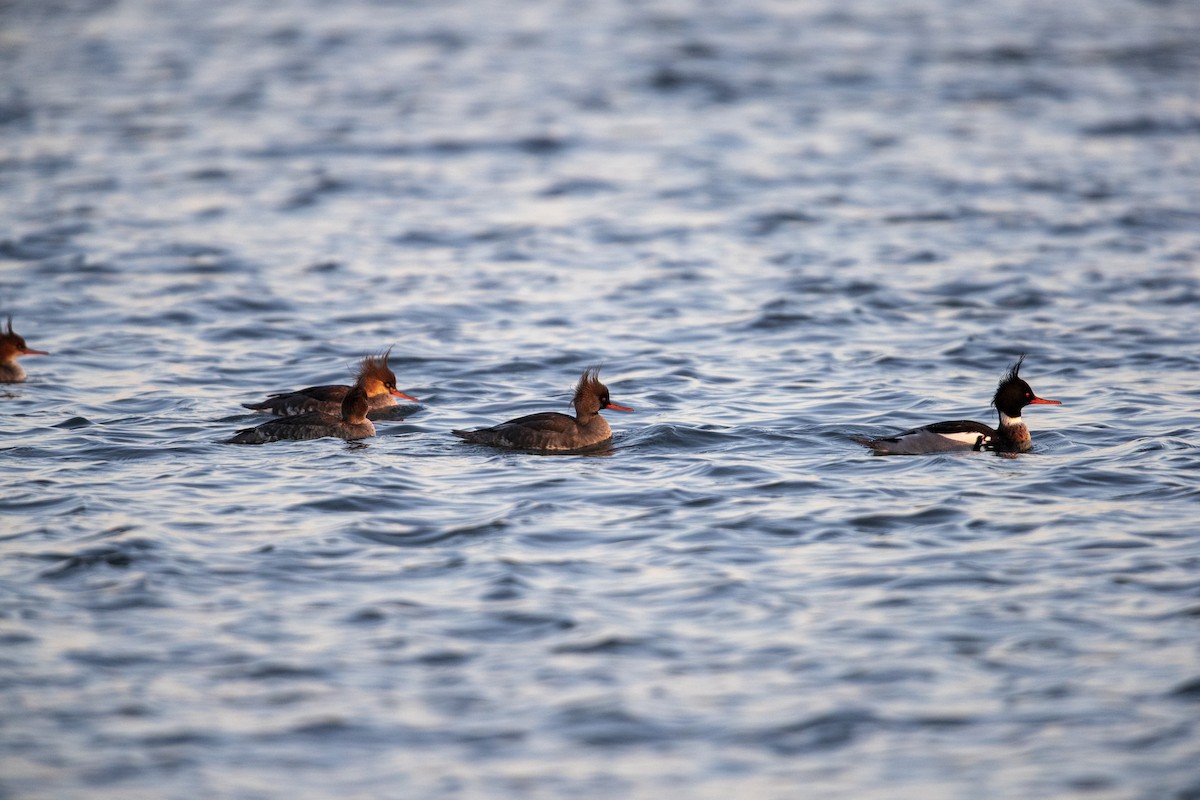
[3,0,1199,797]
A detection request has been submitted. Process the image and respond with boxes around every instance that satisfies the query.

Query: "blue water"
[3,0,1199,797]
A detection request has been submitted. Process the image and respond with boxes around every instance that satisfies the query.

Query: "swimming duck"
[0,317,49,383]
[452,367,633,451]
[855,356,1061,455]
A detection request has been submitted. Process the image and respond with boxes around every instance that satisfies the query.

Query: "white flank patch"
[876,428,988,454]
[935,430,989,446]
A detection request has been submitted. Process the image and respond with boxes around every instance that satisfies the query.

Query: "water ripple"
[1,0,1198,797]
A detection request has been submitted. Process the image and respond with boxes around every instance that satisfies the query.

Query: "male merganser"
[0,317,49,383]
[855,356,1061,455]
[229,359,384,444]
[242,350,416,418]
[452,367,633,451]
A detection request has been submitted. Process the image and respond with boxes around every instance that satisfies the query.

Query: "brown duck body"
[453,368,632,452]
[454,410,614,451]
[242,351,416,418]
[0,317,49,383]
[230,357,391,444]
[228,406,375,444]
[243,383,400,418]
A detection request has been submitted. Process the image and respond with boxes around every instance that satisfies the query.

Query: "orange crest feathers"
[358,347,396,384]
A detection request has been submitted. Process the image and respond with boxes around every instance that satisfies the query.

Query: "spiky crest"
[1004,354,1026,383]
[572,366,605,412]
[357,348,396,384]
[993,354,1027,408]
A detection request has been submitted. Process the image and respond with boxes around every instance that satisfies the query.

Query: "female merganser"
[855,356,1061,455]
[452,367,633,452]
[242,350,416,418]
[0,317,49,383]
[229,360,384,444]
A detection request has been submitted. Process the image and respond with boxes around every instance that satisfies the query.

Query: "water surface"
[2,0,1199,797]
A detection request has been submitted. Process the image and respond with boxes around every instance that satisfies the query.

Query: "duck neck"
[995,410,1031,451]
[341,386,369,424]
[0,357,25,382]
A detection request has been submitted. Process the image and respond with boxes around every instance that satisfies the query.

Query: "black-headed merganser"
[229,358,386,444]
[855,356,1061,455]
[242,350,416,418]
[0,317,49,383]
[452,367,633,451]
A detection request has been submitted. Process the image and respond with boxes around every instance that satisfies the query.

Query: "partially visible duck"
[855,356,1061,455]
[242,350,416,418]
[0,317,49,383]
[453,367,633,452]
[230,360,381,444]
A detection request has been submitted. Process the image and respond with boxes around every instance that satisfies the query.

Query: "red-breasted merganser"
[0,317,49,383]
[855,356,1061,455]
[452,367,633,452]
[229,359,386,444]
[242,350,416,418]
